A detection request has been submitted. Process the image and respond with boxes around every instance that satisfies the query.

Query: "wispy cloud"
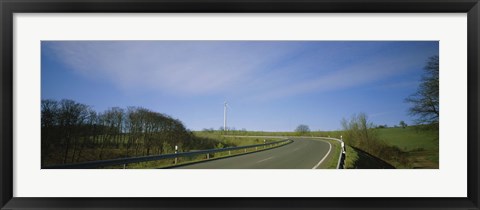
[43,41,436,102]
[43,41,300,95]
[247,46,432,101]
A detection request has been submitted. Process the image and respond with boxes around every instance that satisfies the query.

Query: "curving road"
[175,139,332,169]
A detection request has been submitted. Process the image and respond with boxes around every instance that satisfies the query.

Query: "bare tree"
[125,107,141,157]
[98,107,123,159]
[405,55,439,126]
[57,99,89,163]
[75,108,98,162]
[41,99,59,166]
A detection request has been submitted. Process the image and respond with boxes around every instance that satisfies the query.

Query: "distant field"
[193,132,280,146]
[376,126,439,169]
[196,130,344,139]
[376,127,439,151]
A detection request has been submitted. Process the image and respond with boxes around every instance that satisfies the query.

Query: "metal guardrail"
[44,139,292,169]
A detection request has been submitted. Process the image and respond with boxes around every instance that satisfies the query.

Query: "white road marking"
[256,156,274,163]
[312,141,332,169]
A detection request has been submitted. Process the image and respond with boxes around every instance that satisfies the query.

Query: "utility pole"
[224,101,227,131]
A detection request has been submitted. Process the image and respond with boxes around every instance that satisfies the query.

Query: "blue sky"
[41,41,438,131]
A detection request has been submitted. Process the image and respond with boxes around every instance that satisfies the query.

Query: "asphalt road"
[175,139,332,169]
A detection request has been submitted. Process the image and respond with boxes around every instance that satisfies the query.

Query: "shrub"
[341,113,409,168]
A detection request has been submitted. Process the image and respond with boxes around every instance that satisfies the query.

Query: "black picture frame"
[1,0,479,209]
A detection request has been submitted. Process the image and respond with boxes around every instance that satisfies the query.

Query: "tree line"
[41,99,231,167]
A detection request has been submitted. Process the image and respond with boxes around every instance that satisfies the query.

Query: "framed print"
[1,0,479,209]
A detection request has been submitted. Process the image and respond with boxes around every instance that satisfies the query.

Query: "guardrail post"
[244,148,247,153]
[207,153,210,159]
[229,150,231,155]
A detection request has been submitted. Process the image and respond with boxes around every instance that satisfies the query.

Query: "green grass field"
[376,127,439,151]
[376,126,439,168]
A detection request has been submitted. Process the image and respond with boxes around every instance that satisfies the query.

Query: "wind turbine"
[224,101,231,131]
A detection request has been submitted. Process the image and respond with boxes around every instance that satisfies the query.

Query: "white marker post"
[174,145,178,164]
[340,136,345,154]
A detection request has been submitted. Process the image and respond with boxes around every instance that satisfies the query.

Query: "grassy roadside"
[343,145,395,169]
[344,145,358,169]
[317,139,341,169]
